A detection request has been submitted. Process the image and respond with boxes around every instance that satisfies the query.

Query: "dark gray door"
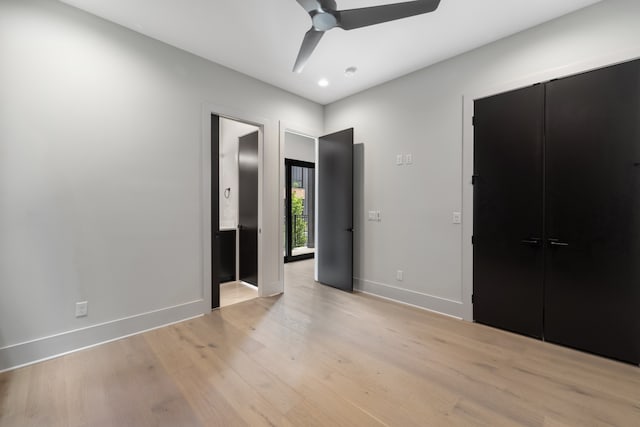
[238,131,259,287]
[544,60,640,364]
[473,85,545,338]
[211,114,220,309]
[318,128,353,291]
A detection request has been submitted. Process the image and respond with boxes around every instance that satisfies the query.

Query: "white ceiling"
[58,0,601,105]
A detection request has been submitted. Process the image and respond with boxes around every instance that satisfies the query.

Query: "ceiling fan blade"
[293,28,325,73]
[337,0,441,31]
[295,0,320,13]
[318,0,338,10]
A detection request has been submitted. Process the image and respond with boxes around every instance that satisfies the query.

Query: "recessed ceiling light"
[344,66,358,77]
[317,78,329,87]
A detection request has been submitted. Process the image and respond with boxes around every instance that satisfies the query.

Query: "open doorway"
[280,127,354,292]
[285,159,315,262]
[283,131,317,264]
[281,129,318,303]
[215,117,259,308]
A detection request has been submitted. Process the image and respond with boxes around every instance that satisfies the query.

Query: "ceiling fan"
[293,0,442,73]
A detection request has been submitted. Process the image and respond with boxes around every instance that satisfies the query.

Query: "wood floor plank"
[24,358,69,427]
[63,346,113,427]
[241,294,528,422]
[220,281,258,307]
[213,305,389,426]
[186,317,303,415]
[94,336,201,427]
[146,321,291,427]
[0,367,30,426]
[0,259,638,426]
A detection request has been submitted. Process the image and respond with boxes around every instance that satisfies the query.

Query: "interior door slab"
[238,131,259,287]
[544,60,640,364]
[473,85,545,338]
[318,128,354,292]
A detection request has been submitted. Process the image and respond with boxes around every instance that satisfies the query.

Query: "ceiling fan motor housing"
[311,11,338,31]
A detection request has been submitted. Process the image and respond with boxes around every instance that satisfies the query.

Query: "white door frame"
[460,47,640,321]
[202,104,275,310]
[279,121,322,285]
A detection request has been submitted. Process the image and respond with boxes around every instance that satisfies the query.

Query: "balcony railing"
[292,214,309,248]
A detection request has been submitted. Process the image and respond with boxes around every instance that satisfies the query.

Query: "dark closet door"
[238,131,259,287]
[473,85,545,338]
[318,128,353,292]
[545,60,640,364]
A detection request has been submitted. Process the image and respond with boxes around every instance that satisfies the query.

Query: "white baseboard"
[354,278,464,319]
[0,300,206,373]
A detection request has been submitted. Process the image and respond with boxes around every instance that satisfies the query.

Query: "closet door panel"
[545,60,640,364]
[473,85,545,338]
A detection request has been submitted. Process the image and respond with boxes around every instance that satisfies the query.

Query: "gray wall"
[285,132,316,164]
[324,0,640,318]
[0,0,322,370]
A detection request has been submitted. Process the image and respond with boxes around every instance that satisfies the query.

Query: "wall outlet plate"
[452,211,462,224]
[396,270,404,281]
[405,154,413,165]
[396,154,404,165]
[75,301,88,318]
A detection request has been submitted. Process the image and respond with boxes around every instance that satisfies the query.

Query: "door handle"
[548,239,569,247]
[520,238,541,246]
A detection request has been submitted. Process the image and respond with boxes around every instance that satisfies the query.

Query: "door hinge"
[471,175,479,185]
[471,235,475,245]
[472,294,475,304]
[472,116,476,126]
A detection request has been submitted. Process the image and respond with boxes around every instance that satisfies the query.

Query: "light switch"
[368,211,377,221]
[396,154,404,165]
[452,211,462,224]
[376,211,381,222]
[405,154,413,165]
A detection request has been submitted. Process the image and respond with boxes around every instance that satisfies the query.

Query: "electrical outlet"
[396,270,404,281]
[405,153,413,165]
[75,301,88,318]
[452,211,462,224]
[396,154,404,165]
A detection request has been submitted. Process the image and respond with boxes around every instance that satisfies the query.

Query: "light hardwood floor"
[1,260,638,426]
[220,281,258,307]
